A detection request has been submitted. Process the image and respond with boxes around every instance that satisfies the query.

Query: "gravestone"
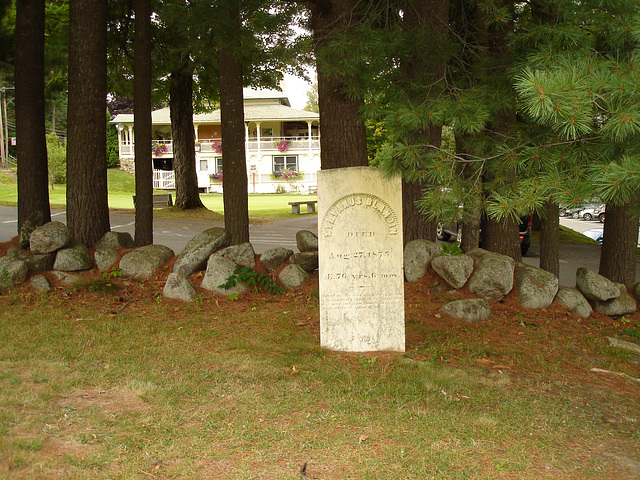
[318,166,405,352]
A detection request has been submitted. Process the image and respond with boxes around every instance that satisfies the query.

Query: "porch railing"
[153,170,175,189]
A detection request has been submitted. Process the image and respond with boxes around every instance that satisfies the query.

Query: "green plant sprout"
[219,266,285,295]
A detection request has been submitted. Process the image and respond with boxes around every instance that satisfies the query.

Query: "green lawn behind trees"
[0,169,316,221]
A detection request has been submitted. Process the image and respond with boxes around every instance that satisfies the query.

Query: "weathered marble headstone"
[318,166,405,352]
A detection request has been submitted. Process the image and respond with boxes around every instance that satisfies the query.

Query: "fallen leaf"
[358,435,368,444]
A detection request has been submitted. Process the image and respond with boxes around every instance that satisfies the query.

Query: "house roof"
[112,103,319,125]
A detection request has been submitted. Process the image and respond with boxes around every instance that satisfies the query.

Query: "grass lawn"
[0,271,639,479]
[0,169,316,223]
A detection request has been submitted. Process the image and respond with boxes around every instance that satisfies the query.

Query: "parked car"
[582,228,603,244]
[578,204,605,221]
[437,215,532,256]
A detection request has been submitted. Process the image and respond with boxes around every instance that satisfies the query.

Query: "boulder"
[514,263,559,309]
[278,264,309,290]
[163,272,198,302]
[466,248,515,301]
[95,231,135,249]
[201,255,247,295]
[290,251,318,272]
[554,287,592,318]
[403,239,440,282]
[94,247,120,271]
[430,254,474,289]
[440,298,491,322]
[30,221,72,254]
[592,284,637,317]
[576,267,619,302]
[30,275,52,293]
[172,227,231,276]
[53,241,93,272]
[51,271,81,284]
[0,256,28,286]
[296,230,318,252]
[15,250,55,273]
[19,211,45,249]
[119,245,174,279]
[261,247,293,272]
[216,242,256,269]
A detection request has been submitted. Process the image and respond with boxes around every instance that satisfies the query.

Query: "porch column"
[194,123,200,140]
[255,121,262,153]
[306,121,313,151]
[245,122,249,152]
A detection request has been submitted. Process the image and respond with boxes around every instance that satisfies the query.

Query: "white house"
[111,89,320,194]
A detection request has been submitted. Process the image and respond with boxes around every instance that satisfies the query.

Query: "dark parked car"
[437,215,532,256]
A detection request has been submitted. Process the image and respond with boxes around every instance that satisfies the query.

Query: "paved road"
[1,206,637,286]
[0,206,317,255]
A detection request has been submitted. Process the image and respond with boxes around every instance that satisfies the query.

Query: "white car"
[578,204,605,221]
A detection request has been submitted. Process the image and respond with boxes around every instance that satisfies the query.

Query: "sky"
[282,70,316,110]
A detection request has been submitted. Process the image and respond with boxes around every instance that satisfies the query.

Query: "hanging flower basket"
[152,143,168,157]
[276,139,289,153]
[212,140,222,153]
[209,172,223,182]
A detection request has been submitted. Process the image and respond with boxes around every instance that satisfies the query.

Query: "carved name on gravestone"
[318,166,405,352]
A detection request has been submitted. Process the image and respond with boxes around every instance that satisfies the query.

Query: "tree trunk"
[481,214,521,261]
[66,0,110,246]
[539,200,559,276]
[15,0,51,231]
[309,0,368,170]
[169,68,205,210]
[599,201,639,284]
[219,2,249,245]
[399,0,448,244]
[133,0,153,246]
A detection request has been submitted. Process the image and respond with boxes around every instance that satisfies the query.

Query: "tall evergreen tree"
[133,0,153,246]
[15,0,51,231]
[66,0,110,245]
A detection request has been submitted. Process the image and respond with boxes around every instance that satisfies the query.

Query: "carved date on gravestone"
[318,168,405,352]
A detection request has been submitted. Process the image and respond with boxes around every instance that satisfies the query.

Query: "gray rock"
[216,242,256,269]
[440,298,491,322]
[6,247,18,260]
[51,271,81,284]
[290,251,318,272]
[554,287,592,318]
[201,255,247,295]
[94,247,119,271]
[95,231,135,249]
[514,263,559,309]
[16,250,55,273]
[431,254,474,289]
[261,247,294,272]
[163,272,198,302]
[30,275,52,293]
[404,239,440,282]
[53,241,93,272]
[576,267,619,302]
[466,248,515,301]
[592,283,637,317]
[278,264,309,290]
[29,221,72,254]
[0,256,28,286]
[296,230,318,252]
[19,211,45,249]
[120,245,174,279]
[172,227,231,276]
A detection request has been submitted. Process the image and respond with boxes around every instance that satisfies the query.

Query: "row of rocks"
[0,219,321,299]
[403,239,640,322]
[1,220,638,323]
